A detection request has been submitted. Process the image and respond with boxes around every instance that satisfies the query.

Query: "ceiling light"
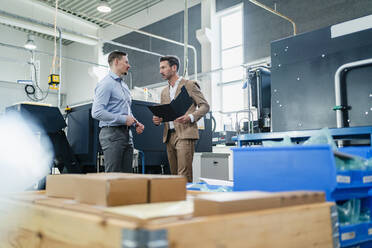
[97,0,112,13]
[24,34,36,50]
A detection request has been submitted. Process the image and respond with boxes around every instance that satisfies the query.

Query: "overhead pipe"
[0,10,164,57]
[334,58,372,128]
[0,9,167,107]
[0,9,64,106]
[0,7,198,91]
[103,39,164,57]
[183,0,189,78]
[249,0,297,35]
[0,41,108,68]
[52,0,62,107]
[61,9,198,81]
[0,9,97,45]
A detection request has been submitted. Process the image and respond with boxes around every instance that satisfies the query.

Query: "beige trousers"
[166,132,195,182]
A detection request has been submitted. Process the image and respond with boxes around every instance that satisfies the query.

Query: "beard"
[162,73,171,80]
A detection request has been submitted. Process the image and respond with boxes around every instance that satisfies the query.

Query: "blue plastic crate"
[232,145,372,247]
[233,145,338,200]
[333,171,372,200]
[333,147,372,200]
[339,222,366,247]
[345,240,372,248]
[233,145,372,201]
[339,147,372,159]
[339,222,372,247]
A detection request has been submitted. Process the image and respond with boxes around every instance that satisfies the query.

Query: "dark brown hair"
[160,55,180,71]
[108,51,127,66]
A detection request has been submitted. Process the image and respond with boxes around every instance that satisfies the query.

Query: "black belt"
[102,125,130,130]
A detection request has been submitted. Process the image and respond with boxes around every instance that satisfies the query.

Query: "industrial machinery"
[5,103,81,188]
[248,66,271,132]
[270,24,372,133]
[66,103,100,173]
[212,131,237,146]
[130,100,169,174]
[66,100,213,174]
[130,100,213,173]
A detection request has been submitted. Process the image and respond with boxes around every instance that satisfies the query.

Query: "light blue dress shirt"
[92,71,133,128]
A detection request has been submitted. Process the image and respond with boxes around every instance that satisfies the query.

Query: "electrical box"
[48,74,60,90]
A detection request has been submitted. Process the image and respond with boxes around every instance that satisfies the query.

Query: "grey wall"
[216,0,372,62]
[103,4,201,87]
[102,0,372,88]
[0,25,63,112]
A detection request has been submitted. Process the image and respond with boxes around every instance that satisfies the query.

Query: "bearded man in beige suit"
[152,56,209,182]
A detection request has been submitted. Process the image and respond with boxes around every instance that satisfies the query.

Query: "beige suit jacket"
[160,78,210,143]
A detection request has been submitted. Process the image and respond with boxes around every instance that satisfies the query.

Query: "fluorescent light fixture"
[97,0,112,13]
[24,34,36,50]
[17,80,33,85]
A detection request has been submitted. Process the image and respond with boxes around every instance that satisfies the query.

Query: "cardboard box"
[193,191,325,217]
[46,174,81,199]
[88,173,187,203]
[147,175,186,203]
[74,174,148,206]
[112,173,187,203]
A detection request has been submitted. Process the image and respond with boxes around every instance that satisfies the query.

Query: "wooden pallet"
[0,192,337,248]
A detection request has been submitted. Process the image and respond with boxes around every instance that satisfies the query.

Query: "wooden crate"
[0,192,337,248]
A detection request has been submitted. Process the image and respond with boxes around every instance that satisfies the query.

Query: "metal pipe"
[249,0,297,35]
[102,39,164,57]
[256,69,262,122]
[183,0,189,78]
[0,9,97,45]
[235,109,254,134]
[0,10,164,59]
[0,10,66,106]
[60,9,199,81]
[334,58,372,128]
[57,27,62,108]
[0,55,29,65]
[30,50,39,98]
[195,56,270,81]
[0,41,108,68]
[247,75,252,133]
[0,79,63,97]
[1,8,199,81]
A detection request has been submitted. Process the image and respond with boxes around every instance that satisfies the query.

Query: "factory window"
[220,7,243,84]
[214,4,245,131]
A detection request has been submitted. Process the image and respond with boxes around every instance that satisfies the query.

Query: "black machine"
[130,100,169,173]
[270,25,372,132]
[66,100,213,174]
[66,103,100,173]
[249,67,271,132]
[5,103,81,186]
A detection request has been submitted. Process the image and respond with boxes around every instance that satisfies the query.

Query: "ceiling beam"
[0,0,99,45]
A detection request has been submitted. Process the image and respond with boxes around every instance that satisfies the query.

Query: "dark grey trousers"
[99,126,134,173]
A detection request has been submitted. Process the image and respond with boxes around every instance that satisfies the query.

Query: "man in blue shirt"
[92,51,144,172]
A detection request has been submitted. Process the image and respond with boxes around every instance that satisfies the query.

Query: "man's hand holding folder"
[148,86,193,123]
[152,114,190,125]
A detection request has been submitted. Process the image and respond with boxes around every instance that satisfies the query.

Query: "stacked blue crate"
[232,145,372,247]
[336,147,372,247]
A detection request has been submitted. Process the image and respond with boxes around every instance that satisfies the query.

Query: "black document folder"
[148,86,193,122]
